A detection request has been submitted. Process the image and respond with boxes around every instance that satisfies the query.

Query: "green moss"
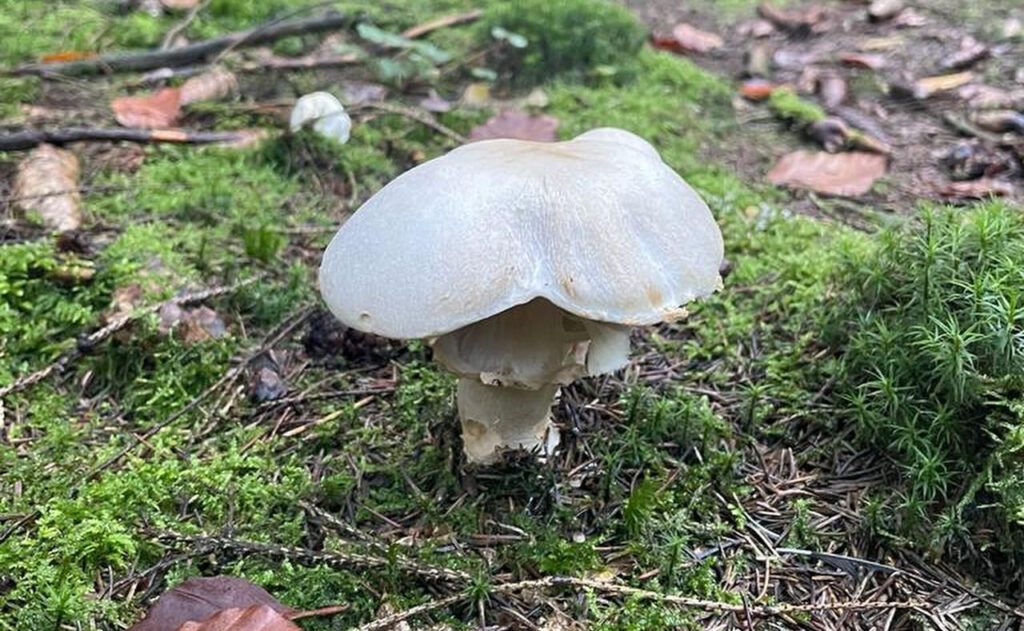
[480,0,646,87]
[829,202,1024,562]
[768,87,827,125]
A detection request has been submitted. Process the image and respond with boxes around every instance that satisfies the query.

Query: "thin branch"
[352,102,468,144]
[11,12,351,76]
[0,127,257,152]
[157,531,473,584]
[161,0,212,50]
[401,9,484,39]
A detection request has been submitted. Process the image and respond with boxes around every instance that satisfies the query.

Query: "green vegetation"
[481,0,646,86]
[830,203,1024,560]
[2,0,1023,628]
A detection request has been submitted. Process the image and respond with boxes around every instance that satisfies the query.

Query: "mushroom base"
[457,378,560,464]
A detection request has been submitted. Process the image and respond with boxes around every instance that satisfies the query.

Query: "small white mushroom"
[290,91,351,144]
[319,128,724,464]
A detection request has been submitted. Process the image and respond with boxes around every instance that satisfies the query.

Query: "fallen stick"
[401,9,484,39]
[11,12,350,77]
[0,127,255,151]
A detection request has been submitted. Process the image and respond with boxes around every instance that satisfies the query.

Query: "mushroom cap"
[290,91,351,143]
[319,128,724,339]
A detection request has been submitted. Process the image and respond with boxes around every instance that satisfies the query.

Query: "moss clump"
[768,88,827,125]
[480,0,646,87]
[830,202,1024,564]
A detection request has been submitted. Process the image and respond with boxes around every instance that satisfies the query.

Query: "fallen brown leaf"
[652,23,723,55]
[13,144,82,232]
[940,38,989,71]
[178,605,300,631]
[818,73,848,109]
[180,67,238,105]
[914,71,974,98]
[937,179,1013,201]
[739,79,779,101]
[39,50,97,63]
[129,576,292,631]
[767,150,887,196]
[112,87,182,128]
[838,52,886,70]
[757,3,827,33]
[469,109,558,142]
[176,306,227,344]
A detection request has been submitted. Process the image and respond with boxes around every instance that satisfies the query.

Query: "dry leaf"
[757,3,827,33]
[176,306,227,345]
[461,82,491,108]
[972,110,1024,134]
[129,576,292,631]
[469,109,558,142]
[339,81,388,105]
[178,605,300,631]
[652,23,723,55]
[808,117,849,152]
[937,179,1013,201]
[739,79,778,101]
[914,71,974,97]
[14,144,82,232]
[112,87,182,128]
[40,50,97,63]
[767,150,887,196]
[940,38,989,71]
[838,52,886,70]
[180,68,238,105]
[736,19,775,38]
[818,73,848,109]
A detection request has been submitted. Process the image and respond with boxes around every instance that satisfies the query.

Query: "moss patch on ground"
[2,0,1021,629]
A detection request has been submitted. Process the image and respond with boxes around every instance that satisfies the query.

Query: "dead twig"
[346,575,925,630]
[401,9,484,39]
[157,531,473,584]
[161,0,212,50]
[0,278,258,400]
[351,101,467,144]
[0,128,257,152]
[11,12,351,76]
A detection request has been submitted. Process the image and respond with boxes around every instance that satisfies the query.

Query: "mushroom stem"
[456,378,560,464]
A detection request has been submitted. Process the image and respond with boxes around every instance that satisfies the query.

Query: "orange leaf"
[40,50,97,63]
[652,23,723,55]
[738,79,778,101]
[129,576,292,631]
[111,88,182,129]
[767,150,887,196]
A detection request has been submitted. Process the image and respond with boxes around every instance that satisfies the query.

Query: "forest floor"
[1,0,1022,629]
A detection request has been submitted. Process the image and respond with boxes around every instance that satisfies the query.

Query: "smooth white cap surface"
[319,128,723,339]
[290,91,351,143]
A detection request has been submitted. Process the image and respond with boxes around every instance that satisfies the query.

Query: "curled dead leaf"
[14,144,82,232]
[469,109,558,142]
[937,178,1013,201]
[652,23,723,55]
[112,87,182,128]
[739,79,778,101]
[129,576,292,631]
[767,150,887,196]
[180,68,238,106]
[818,73,848,109]
[838,52,886,70]
[177,605,300,631]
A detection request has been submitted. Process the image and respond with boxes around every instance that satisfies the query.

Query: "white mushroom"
[319,128,724,464]
[290,91,351,144]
